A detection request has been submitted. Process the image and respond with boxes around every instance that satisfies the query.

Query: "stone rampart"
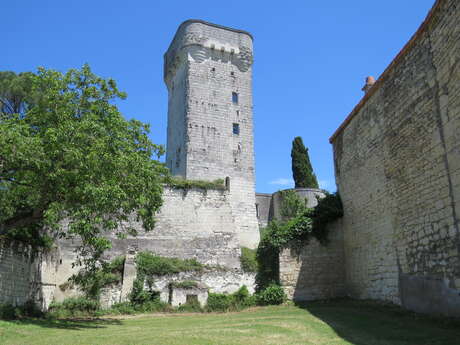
[330,0,460,316]
[53,185,249,303]
[0,240,36,306]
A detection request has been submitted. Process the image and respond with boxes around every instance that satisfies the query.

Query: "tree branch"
[0,97,15,115]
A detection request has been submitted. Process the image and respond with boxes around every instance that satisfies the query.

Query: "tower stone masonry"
[164,20,260,248]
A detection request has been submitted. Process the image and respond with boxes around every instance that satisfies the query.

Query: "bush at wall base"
[256,284,287,305]
[0,301,43,320]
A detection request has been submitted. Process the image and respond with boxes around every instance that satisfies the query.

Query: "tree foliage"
[0,65,167,267]
[67,256,125,299]
[0,71,35,116]
[291,136,319,188]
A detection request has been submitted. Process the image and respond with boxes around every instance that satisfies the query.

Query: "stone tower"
[164,20,259,248]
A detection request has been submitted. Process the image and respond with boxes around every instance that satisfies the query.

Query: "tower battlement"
[164,20,253,86]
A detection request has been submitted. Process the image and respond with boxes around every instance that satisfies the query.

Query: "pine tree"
[291,136,319,188]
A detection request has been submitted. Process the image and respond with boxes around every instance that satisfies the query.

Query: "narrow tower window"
[233,123,240,135]
[232,92,238,104]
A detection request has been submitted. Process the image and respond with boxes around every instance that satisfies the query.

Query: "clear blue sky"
[4,0,435,193]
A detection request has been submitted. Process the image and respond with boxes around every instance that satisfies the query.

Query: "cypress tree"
[291,136,319,188]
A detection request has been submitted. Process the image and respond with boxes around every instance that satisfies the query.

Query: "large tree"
[0,65,167,267]
[291,136,319,189]
[0,71,36,115]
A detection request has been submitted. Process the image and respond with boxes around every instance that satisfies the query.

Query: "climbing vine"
[255,191,343,291]
[164,177,226,190]
[130,252,205,305]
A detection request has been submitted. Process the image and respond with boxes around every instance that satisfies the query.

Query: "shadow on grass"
[295,298,460,345]
[2,317,122,330]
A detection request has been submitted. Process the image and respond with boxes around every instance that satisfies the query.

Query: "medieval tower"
[164,20,259,249]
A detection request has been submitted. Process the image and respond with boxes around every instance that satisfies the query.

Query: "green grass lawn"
[1,300,459,345]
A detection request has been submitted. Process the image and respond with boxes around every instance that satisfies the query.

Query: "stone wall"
[0,239,57,310]
[148,269,256,304]
[98,268,254,309]
[0,240,35,306]
[53,186,250,303]
[256,188,325,227]
[169,286,208,307]
[164,20,260,249]
[255,193,272,228]
[279,221,346,301]
[330,0,460,316]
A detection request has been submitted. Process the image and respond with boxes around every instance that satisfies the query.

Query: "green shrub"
[134,300,172,313]
[129,278,160,306]
[240,247,257,273]
[206,286,255,312]
[106,256,126,274]
[233,285,249,302]
[243,294,258,308]
[256,285,286,306]
[279,189,309,220]
[233,285,257,308]
[69,256,125,299]
[60,297,100,312]
[206,293,232,312]
[48,297,100,317]
[0,304,18,320]
[0,301,43,320]
[105,299,172,315]
[178,299,203,313]
[108,302,137,315]
[255,223,282,291]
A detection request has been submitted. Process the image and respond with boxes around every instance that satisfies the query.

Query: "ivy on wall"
[256,191,343,291]
[164,177,226,191]
[130,251,205,305]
